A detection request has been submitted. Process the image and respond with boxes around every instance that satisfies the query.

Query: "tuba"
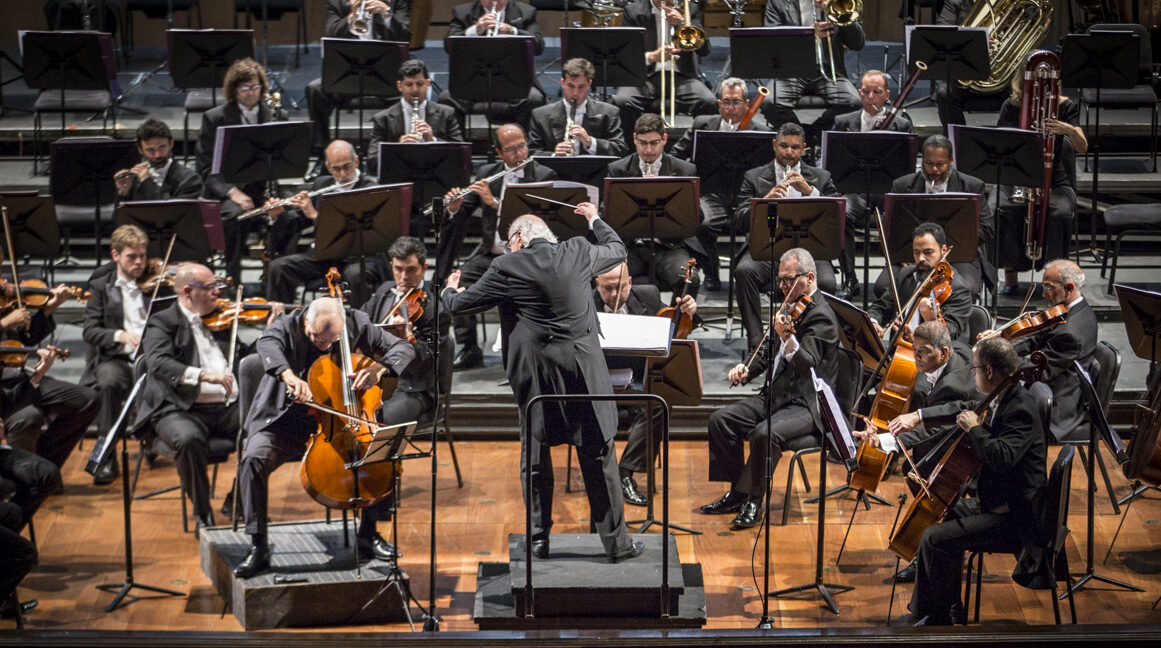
[959,0,1054,94]
[1018,50,1061,263]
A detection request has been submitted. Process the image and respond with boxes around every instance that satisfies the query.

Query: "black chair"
[1081,23,1159,173]
[33,95,113,177]
[121,1,203,62]
[1098,202,1161,294]
[1062,340,1123,515]
[967,303,990,344]
[963,444,1079,625]
[234,0,308,68]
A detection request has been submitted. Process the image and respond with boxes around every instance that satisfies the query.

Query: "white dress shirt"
[114,273,147,356]
[775,161,821,198]
[177,303,235,403]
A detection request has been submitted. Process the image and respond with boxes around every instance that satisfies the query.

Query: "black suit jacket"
[764,0,864,78]
[441,218,626,447]
[527,99,628,157]
[900,346,976,451]
[196,101,282,202]
[446,1,545,55]
[244,307,415,434]
[361,279,450,395]
[123,161,204,202]
[366,101,465,165]
[1020,298,1097,440]
[620,0,710,79]
[669,114,770,161]
[832,107,914,133]
[866,264,972,342]
[326,0,412,42]
[735,160,839,233]
[606,152,697,179]
[80,272,140,387]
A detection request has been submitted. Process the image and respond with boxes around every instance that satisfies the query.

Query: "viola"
[656,258,696,340]
[0,340,71,367]
[983,304,1069,342]
[739,290,812,378]
[202,297,296,332]
[0,278,89,314]
[137,259,232,293]
[380,287,426,344]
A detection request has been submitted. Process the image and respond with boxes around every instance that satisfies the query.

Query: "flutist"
[114,118,202,202]
[528,58,628,158]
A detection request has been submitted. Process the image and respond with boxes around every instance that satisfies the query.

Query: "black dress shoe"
[697,490,746,514]
[357,533,400,562]
[531,538,550,559]
[0,598,37,619]
[219,493,243,522]
[703,274,722,292]
[730,500,761,529]
[233,544,271,578]
[607,540,644,563]
[452,345,483,370]
[92,457,119,485]
[621,475,647,506]
[303,158,326,183]
[895,560,917,583]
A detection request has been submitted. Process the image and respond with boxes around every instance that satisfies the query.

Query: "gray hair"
[720,77,747,95]
[914,320,951,351]
[780,247,816,275]
[1046,258,1085,290]
[306,297,344,327]
[508,214,558,245]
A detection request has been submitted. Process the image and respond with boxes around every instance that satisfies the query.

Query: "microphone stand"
[755,202,778,629]
[423,196,445,632]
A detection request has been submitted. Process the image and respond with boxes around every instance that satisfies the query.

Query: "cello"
[299,269,400,510]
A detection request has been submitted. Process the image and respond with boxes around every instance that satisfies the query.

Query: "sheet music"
[609,368,634,390]
[877,432,900,454]
[596,313,671,357]
[812,368,858,461]
[550,180,599,205]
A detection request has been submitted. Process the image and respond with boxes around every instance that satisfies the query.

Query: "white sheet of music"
[596,313,672,357]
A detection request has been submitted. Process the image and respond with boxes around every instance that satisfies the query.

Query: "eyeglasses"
[970,364,988,372]
[500,142,528,155]
[237,84,263,94]
[777,272,807,286]
[636,138,664,148]
[858,87,887,95]
[504,232,521,252]
[187,282,221,291]
[719,99,746,107]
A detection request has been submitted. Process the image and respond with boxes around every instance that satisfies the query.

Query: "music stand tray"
[115,199,225,259]
[167,29,254,92]
[532,155,618,195]
[50,139,139,206]
[748,197,845,262]
[560,28,647,91]
[1,195,60,259]
[823,292,886,372]
[314,183,413,260]
[951,125,1045,190]
[211,121,313,188]
[883,193,979,264]
[692,131,776,198]
[821,131,918,195]
[601,177,700,240]
[446,36,536,104]
[906,26,990,85]
[22,31,117,94]
[644,339,703,408]
[377,142,472,212]
[499,183,596,241]
[1061,32,1140,91]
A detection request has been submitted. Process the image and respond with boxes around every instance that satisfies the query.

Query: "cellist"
[233,297,415,579]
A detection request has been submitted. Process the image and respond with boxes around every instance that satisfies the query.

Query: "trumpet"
[487,0,503,37]
[410,96,421,135]
[351,0,370,36]
[237,180,358,221]
[423,159,532,216]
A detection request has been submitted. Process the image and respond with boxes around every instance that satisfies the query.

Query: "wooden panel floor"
[8,438,1161,633]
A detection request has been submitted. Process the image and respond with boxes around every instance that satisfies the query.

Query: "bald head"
[173,263,212,290]
[595,262,632,310]
[174,263,219,315]
[304,297,346,351]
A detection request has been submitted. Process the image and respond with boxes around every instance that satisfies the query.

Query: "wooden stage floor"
[8,438,1161,634]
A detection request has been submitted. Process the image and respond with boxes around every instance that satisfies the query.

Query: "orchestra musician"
[698,248,839,529]
[613,0,717,146]
[593,261,696,505]
[439,0,547,130]
[733,122,839,352]
[195,58,292,285]
[669,77,771,292]
[437,123,557,371]
[113,118,203,202]
[44,0,118,32]
[367,58,465,167]
[304,0,413,181]
[264,140,386,307]
[233,297,416,578]
[760,0,865,140]
[888,134,994,295]
[905,337,1047,626]
[80,224,152,485]
[607,113,702,302]
[442,207,644,562]
[867,222,972,342]
[527,57,628,158]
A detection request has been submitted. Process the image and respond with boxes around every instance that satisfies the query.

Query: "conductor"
[441,205,643,563]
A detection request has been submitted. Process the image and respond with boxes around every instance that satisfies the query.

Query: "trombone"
[659,0,706,126]
[815,0,861,84]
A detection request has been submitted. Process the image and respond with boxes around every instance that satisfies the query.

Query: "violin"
[136,259,233,293]
[380,287,426,344]
[0,278,89,314]
[656,258,696,340]
[0,340,71,367]
[202,297,296,332]
[892,261,954,333]
[738,289,812,380]
[980,304,1068,343]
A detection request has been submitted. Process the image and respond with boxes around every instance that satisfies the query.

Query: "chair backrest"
[967,304,990,346]
[1088,23,1153,82]
[1091,340,1121,416]
[1044,445,1075,554]
[1031,382,1053,443]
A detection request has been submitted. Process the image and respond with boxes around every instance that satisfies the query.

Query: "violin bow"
[131,233,178,362]
[379,287,416,325]
[873,208,903,317]
[226,285,244,372]
[891,244,954,335]
[612,263,626,314]
[1,206,23,310]
[736,274,804,381]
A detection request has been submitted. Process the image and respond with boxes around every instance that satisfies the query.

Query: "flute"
[422,159,532,216]
[237,180,358,221]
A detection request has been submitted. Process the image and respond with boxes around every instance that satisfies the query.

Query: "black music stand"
[728,27,817,125]
[602,177,700,287]
[315,183,413,301]
[1,195,60,267]
[560,28,647,100]
[499,184,593,240]
[908,26,990,125]
[693,130,777,339]
[748,197,845,264]
[883,192,979,264]
[377,141,472,235]
[532,155,617,192]
[823,292,885,374]
[168,29,253,105]
[822,131,919,307]
[212,121,313,191]
[114,200,224,261]
[951,125,1042,313]
[1061,32,1140,258]
[446,36,535,161]
[49,138,139,264]
[322,38,408,155]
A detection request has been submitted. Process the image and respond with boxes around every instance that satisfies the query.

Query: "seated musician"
[670,77,771,292]
[833,69,914,297]
[44,0,118,32]
[931,0,1004,132]
[437,123,557,370]
[528,57,628,158]
[867,222,972,343]
[698,248,839,529]
[367,58,465,168]
[733,122,839,352]
[607,113,702,302]
[195,58,292,285]
[128,264,264,535]
[993,78,1087,295]
[759,0,864,140]
[233,297,416,578]
[264,139,386,307]
[593,261,696,505]
[906,337,1047,626]
[438,0,546,130]
[0,500,37,619]
[980,259,1096,442]
[612,0,717,146]
[304,0,413,181]
[80,224,152,485]
[113,118,203,202]
[888,134,993,296]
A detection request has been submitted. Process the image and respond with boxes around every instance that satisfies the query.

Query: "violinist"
[868,223,972,342]
[234,297,415,578]
[593,261,696,506]
[128,264,244,536]
[113,118,203,202]
[80,224,152,485]
[698,248,839,530]
[979,259,1096,442]
[905,337,1046,626]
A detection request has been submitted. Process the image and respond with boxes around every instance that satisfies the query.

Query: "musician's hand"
[871,320,885,338]
[361,0,389,15]
[265,196,286,221]
[976,328,994,342]
[917,296,936,322]
[476,12,497,32]
[114,169,134,196]
[468,179,497,209]
[662,3,683,25]
[900,324,913,345]
[575,201,600,223]
[646,45,681,65]
[200,370,236,397]
[764,182,789,199]
[414,120,435,142]
[43,283,72,316]
[228,188,254,211]
[118,330,142,350]
[678,294,697,317]
[569,124,593,148]
[266,302,286,326]
[30,348,55,387]
[728,363,749,386]
[131,161,150,184]
[553,140,574,156]
[1,308,31,331]
[956,409,981,432]
[773,312,792,341]
[785,170,812,195]
[389,313,406,326]
[282,369,312,404]
[853,427,880,448]
[444,187,465,213]
[888,411,921,436]
[350,363,387,392]
[289,191,319,221]
[446,269,463,292]
[814,21,835,38]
